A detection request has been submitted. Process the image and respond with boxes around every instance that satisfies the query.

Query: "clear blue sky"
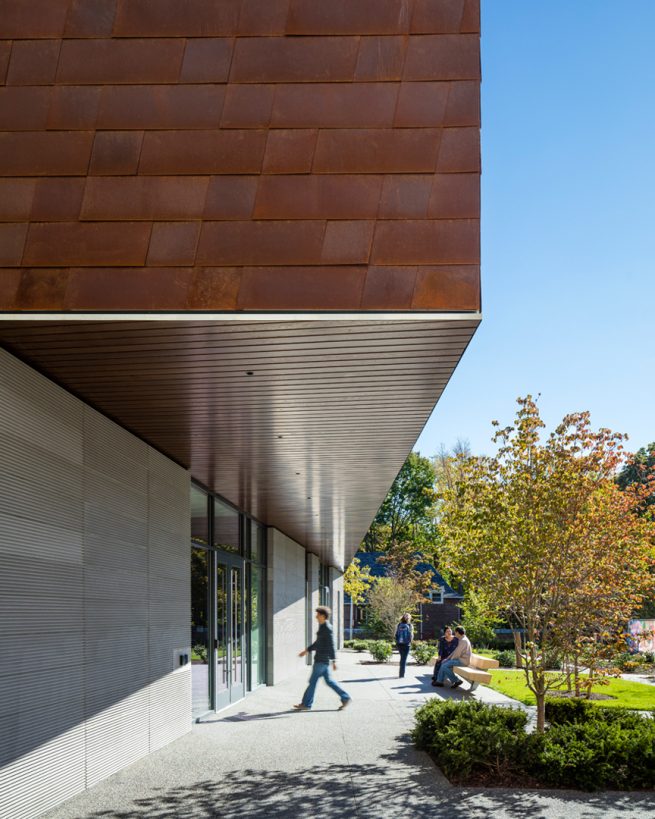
[416,0,655,458]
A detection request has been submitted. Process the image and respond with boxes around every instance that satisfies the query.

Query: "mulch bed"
[546,690,614,701]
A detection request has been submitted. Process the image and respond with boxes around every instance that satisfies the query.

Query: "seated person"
[431,626,458,685]
[434,626,471,688]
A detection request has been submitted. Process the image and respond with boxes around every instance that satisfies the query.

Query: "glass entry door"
[215,555,245,709]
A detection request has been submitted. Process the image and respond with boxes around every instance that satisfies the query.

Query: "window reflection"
[191,486,209,548]
[213,497,240,553]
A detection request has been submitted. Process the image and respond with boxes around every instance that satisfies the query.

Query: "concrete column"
[266,528,307,685]
[329,568,345,650]
[305,553,320,664]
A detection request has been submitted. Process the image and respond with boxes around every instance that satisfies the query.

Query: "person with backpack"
[395,613,414,678]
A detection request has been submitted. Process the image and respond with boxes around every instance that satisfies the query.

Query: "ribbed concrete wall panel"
[149,626,190,680]
[149,575,189,625]
[0,434,84,531]
[149,525,190,580]
[85,531,148,572]
[84,506,148,547]
[84,468,149,524]
[85,407,149,468]
[0,665,83,730]
[0,633,80,677]
[149,447,189,494]
[0,351,191,819]
[268,528,307,684]
[0,350,83,465]
[0,727,86,819]
[149,672,191,752]
[85,690,150,788]
[149,486,192,536]
[0,685,84,768]
[0,511,83,566]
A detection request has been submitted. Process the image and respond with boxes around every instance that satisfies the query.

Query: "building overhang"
[0,311,479,569]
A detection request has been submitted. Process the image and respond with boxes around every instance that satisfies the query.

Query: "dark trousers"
[397,643,410,677]
[432,658,442,680]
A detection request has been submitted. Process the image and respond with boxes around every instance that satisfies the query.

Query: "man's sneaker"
[451,680,463,689]
[293,704,310,710]
[338,698,351,710]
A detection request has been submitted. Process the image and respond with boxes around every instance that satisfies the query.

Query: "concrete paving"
[44,652,655,819]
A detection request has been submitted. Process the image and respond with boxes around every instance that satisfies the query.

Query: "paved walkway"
[45,652,655,819]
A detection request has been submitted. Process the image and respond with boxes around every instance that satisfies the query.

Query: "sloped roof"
[352,551,463,599]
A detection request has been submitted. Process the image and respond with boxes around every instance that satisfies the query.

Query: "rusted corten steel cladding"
[0,0,480,313]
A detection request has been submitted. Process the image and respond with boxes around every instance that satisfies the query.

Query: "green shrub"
[411,641,436,665]
[368,641,393,663]
[351,640,370,652]
[344,640,355,649]
[545,697,594,725]
[528,716,655,790]
[614,651,647,670]
[642,651,655,664]
[496,650,516,668]
[192,644,207,663]
[543,652,562,670]
[412,699,529,780]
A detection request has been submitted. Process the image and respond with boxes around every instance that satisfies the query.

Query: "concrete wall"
[305,553,320,665]
[330,568,345,650]
[266,527,307,685]
[0,350,191,819]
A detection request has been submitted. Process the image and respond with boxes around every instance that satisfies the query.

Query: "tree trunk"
[513,629,523,669]
[574,654,581,697]
[349,600,354,640]
[536,690,546,733]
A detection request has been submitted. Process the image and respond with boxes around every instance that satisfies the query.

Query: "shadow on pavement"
[81,737,655,819]
[201,708,335,723]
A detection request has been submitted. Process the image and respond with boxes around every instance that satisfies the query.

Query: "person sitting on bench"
[434,626,471,689]
[431,626,458,686]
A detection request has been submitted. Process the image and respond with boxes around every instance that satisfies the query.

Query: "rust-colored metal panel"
[0,0,479,313]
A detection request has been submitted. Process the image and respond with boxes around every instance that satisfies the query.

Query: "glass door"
[215,555,245,709]
[191,546,210,717]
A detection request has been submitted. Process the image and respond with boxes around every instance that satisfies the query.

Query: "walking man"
[434,626,471,689]
[294,606,351,711]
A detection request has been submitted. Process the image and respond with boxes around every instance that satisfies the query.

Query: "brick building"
[344,551,464,640]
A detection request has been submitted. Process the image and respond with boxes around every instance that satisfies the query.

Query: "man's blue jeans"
[436,657,465,684]
[301,662,351,708]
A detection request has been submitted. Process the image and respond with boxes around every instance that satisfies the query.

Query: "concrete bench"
[454,652,500,692]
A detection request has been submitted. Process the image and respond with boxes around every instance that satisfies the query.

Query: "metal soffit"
[0,316,479,568]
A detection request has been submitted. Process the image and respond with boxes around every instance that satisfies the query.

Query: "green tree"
[459,588,496,647]
[617,442,655,510]
[618,442,655,617]
[438,396,655,732]
[366,577,418,640]
[363,451,437,553]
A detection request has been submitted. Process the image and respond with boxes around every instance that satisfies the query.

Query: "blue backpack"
[396,623,412,644]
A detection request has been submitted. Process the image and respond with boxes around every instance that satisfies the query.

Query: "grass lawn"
[485,669,655,710]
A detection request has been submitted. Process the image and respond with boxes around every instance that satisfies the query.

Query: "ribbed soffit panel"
[0,317,478,568]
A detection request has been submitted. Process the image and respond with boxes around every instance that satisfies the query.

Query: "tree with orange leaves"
[438,396,655,732]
